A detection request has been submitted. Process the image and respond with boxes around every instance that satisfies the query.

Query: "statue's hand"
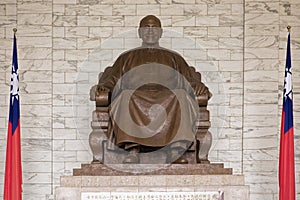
[96,85,110,96]
[194,83,208,96]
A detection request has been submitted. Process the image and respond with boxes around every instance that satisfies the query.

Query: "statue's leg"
[197,130,212,163]
[168,141,189,164]
[89,130,106,163]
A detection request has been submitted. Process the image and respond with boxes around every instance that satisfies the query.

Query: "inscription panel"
[82,191,224,200]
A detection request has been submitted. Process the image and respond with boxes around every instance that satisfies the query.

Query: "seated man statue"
[93,15,211,164]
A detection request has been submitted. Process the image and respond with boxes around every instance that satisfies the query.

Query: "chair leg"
[89,130,106,164]
[196,131,212,163]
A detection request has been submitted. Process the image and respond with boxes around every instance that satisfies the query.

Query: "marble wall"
[0,0,299,199]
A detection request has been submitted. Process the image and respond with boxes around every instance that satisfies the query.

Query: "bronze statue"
[89,15,212,165]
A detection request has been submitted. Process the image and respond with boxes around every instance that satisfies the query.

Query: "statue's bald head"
[139,15,161,28]
[138,15,162,47]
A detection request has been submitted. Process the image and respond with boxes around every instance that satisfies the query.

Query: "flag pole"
[13,28,17,34]
[287,25,291,32]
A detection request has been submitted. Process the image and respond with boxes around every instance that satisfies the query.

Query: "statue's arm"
[97,69,116,93]
[180,61,211,98]
[96,56,124,94]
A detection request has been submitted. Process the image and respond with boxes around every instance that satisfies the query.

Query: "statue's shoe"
[91,159,102,164]
[168,148,188,164]
[172,156,188,164]
[122,154,140,164]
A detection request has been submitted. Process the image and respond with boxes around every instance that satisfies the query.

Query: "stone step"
[60,174,245,187]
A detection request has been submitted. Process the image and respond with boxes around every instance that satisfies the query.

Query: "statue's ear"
[138,28,142,38]
[159,28,163,38]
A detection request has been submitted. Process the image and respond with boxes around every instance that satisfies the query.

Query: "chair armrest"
[196,94,209,106]
[95,91,111,107]
[90,85,97,101]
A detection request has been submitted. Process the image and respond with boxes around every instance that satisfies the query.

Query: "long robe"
[98,47,209,148]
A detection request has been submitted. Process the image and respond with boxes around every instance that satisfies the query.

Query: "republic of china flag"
[4,30,22,200]
[279,30,295,200]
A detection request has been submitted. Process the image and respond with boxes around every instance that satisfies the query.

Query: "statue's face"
[139,20,162,45]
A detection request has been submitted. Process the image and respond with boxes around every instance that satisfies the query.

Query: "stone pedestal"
[55,164,249,200]
[73,163,233,175]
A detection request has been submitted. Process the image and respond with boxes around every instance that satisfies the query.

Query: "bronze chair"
[89,66,212,164]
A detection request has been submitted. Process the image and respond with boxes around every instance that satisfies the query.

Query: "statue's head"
[138,15,163,47]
